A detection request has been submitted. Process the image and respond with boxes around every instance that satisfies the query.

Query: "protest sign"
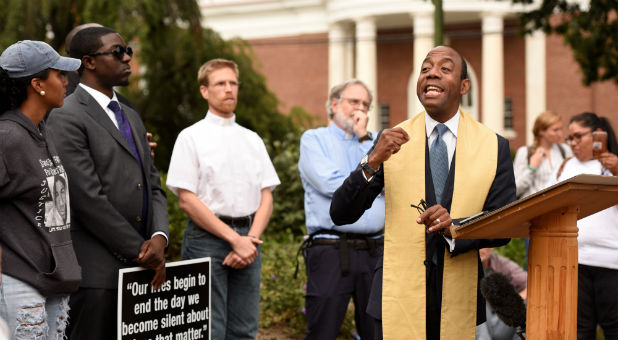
[118,257,210,340]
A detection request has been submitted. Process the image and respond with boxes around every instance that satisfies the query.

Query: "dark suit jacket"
[47,86,168,289]
[330,131,516,336]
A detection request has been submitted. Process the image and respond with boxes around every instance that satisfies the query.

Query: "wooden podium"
[450,174,618,340]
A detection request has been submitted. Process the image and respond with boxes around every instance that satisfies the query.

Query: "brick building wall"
[246,26,617,151]
[376,29,414,127]
[248,33,329,124]
[546,33,618,133]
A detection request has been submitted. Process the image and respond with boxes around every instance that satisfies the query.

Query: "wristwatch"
[358,132,373,143]
[360,154,380,176]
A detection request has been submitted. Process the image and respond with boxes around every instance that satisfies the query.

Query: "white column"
[343,24,355,81]
[409,13,434,118]
[329,22,347,92]
[525,30,546,145]
[482,14,505,134]
[355,17,379,132]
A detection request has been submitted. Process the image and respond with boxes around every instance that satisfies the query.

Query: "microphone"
[480,272,527,338]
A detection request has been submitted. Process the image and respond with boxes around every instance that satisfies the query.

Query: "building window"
[461,87,473,108]
[379,102,390,129]
[504,97,513,130]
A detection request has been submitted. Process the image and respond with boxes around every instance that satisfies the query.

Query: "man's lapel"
[75,87,137,160]
[122,103,147,165]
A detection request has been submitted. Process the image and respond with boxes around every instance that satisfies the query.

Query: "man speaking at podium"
[330,46,516,340]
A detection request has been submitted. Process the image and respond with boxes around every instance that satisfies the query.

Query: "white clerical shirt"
[166,112,280,217]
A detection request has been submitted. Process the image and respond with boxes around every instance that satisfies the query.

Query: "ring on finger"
[435,218,441,224]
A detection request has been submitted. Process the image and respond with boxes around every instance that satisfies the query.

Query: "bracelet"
[528,165,537,173]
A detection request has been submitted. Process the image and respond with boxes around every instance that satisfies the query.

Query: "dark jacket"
[47,86,169,289]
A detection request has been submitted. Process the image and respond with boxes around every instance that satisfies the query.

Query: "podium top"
[450,174,618,239]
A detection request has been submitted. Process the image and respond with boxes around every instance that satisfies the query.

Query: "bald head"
[416,45,471,121]
[65,23,103,54]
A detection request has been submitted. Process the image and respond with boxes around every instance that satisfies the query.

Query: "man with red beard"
[330,46,516,340]
[167,58,280,340]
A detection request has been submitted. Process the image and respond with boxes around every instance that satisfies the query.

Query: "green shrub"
[265,132,306,240]
[259,232,307,335]
[259,232,357,339]
[160,173,187,262]
[494,237,527,269]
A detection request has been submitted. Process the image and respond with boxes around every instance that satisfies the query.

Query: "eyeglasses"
[341,97,372,111]
[411,198,438,235]
[565,131,592,144]
[210,80,240,89]
[88,45,133,60]
[410,199,429,215]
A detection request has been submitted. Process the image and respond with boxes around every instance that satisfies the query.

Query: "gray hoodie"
[0,108,80,297]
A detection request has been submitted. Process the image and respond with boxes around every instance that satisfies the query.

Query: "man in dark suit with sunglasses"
[63,23,158,156]
[48,26,169,339]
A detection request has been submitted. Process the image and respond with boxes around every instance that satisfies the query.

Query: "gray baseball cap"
[0,40,81,79]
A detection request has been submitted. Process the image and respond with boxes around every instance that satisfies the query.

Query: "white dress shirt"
[425,111,460,249]
[166,112,280,217]
[79,83,120,128]
[425,110,460,168]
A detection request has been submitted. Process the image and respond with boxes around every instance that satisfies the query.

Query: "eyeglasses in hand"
[410,199,428,215]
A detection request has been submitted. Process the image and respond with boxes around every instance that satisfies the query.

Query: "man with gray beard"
[298,79,384,339]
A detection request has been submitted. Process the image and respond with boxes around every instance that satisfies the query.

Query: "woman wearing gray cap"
[0,40,81,339]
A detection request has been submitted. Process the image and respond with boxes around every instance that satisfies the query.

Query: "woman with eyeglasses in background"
[0,40,81,339]
[546,112,618,340]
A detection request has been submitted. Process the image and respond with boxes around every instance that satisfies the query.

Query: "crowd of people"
[0,25,616,340]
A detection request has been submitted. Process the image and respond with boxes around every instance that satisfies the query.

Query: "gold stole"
[383,110,498,340]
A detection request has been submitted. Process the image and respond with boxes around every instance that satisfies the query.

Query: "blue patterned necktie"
[108,100,141,164]
[430,124,449,205]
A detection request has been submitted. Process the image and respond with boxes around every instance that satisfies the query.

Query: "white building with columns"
[198,0,616,148]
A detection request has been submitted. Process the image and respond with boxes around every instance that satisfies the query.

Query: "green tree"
[513,0,617,85]
[433,0,444,46]
[1,0,308,240]
[0,0,298,170]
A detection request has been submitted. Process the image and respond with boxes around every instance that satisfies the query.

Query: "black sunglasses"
[88,45,133,60]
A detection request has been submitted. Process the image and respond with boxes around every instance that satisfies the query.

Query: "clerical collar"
[205,111,235,126]
[329,122,354,140]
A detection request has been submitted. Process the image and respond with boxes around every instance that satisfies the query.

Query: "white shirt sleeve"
[256,138,280,191]
[444,233,456,252]
[166,130,200,196]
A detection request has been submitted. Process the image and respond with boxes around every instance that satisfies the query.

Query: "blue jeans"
[181,219,261,340]
[0,274,70,340]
